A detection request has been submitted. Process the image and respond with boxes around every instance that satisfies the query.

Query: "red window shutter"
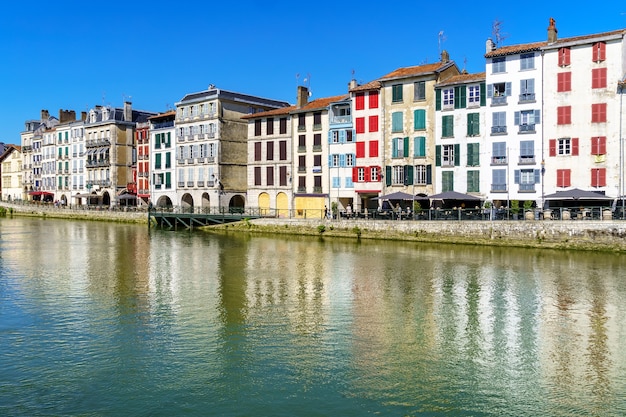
[592,103,607,123]
[369,115,379,132]
[356,117,365,134]
[591,137,599,155]
[565,169,571,187]
[355,93,365,110]
[356,141,365,158]
[352,167,358,182]
[549,139,557,157]
[593,42,606,62]
[364,166,371,182]
[559,47,571,66]
[369,140,379,158]
[599,136,607,154]
[600,168,606,187]
[369,91,379,109]
[558,72,572,92]
[572,138,579,156]
[556,169,564,187]
[592,68,607,89]
[558,106,571,124]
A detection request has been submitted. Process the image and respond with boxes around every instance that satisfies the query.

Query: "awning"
[28,191,54,196]
[73,193,100,199]
[544,188,613,201]
[372,191,415,201]
[428,191,481,201]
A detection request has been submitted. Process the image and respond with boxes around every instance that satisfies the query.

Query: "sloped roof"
[378,61,455,81]
[349,80,382,92]
[485,41,546,58]
[241,105,297,120]
[148,110,176,120]
[0,144,22,162]
[436,72,486,87]
[547,28,625,48]
[290,94,350,113]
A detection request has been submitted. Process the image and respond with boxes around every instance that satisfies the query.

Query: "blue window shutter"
[340,154,346,167]
[328,155,333,167]
[505,82,512,96]
[328,131,332,143]
[534,110,541,124]
[487,84,493,98]
[339,130,346,143]
[534,169,541,184]
[514,170,520,184]
[514,112,520,125]
[527,78,535,93]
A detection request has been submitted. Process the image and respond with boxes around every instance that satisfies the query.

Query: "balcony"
[313,186,323,193]
[330,115,351,125]
[491,156,508,165]
[519,124,536,133]
[298,146,306,153]
[206,156,215,163]
[298,166,306,173]
[491,126,507,135]
[297,186,306,193]
[518,184,536,192]
[491,96,507,106]
[187,181,195,187]
[312,145,322,152]
[297,125,306,132]
[519,93,536,102]
[178,182,185,187]
[519,155,536,165]
[490,184,507,192]
[197,181,204,187]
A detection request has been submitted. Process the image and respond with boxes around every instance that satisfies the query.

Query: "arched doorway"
[181,193,194,213]
[228,195,245,213]
[201,192,211,213]
[258,192,270,215]
[276,192,288,218]
[156,196,173,209]
[102,191,111,207]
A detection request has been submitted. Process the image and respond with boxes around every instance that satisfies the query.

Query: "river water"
[1,217,625,416]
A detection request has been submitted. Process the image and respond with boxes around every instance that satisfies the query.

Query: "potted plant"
[523,200,534,220]
[510,200,520,220]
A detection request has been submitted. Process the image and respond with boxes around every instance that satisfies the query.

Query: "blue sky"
[1,1,625,144]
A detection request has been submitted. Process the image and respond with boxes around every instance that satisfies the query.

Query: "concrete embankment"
[205,217,626,253]
[1,203,148,224]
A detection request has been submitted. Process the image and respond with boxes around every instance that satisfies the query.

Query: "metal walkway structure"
[149,210,260,230]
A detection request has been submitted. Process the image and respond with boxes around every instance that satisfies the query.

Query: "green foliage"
[413,201,422,212]
[0,206,6,216]
[317,225,326,234]
[352,226,362,238]
[510,200,520,214]
[523,200,534,210]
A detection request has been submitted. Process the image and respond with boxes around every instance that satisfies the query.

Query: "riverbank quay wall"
[209,218,626,253]
[3,202,626,252]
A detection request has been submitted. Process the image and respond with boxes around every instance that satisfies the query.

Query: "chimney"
[547,17,558,43]
[59,109,76,123]
[124,101,132,122]
[348,79,358,91]
[441,49,450,63]
[81,111,87,121]
[486,38,496,53]
[41,109,49,120]
[297,86,309,108]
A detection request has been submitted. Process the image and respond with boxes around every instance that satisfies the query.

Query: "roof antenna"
[492,19,508,46]
[438,30,447,56]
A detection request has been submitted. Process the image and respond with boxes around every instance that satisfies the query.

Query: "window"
[443,88,454,109]
[414,81,426,100]
[442,144,455,167]
[254,142,262,161]
[313,155,322,172]
[468,85,480,105]
[267,166,274,186]
[254,167,262,186]
[592,42,606,62]
[519,79,535,101]
[298,135,306,151]
[515,110,540,133]
[357,167,365,182]
[515,169,539,192]
[346,130,354,142]
[331,131,340,143]
[369,91,379,108]
[279,140,287,160]
[591,136,607,155]
[556,169,571,187]
[467,170,480,192]
[592,68,607,89]
[591,168,606,187]
[392,137,408,158]
[467,143,480,166]
[467,113,480,136]
[487,82,511,105]
[414,109,426,130]
[491,112,507,134]
[557,106,571,125]
[298,176,306,192]
[266,118,274,135]
[492,142,507,165]
[298,114,306,131]
[392,112,403,132]
[549,137,579,156]
[592,103,607,123]
[392,165,405,185]
[415,165,427,185]
[369,140,379,158]
[520,53,535,70]
[442,115,454,138]
[392,84,403,102]
[346,154,354,167]
[356,117,365,134]
[558,47,571,66]
[442,171,454,192]
[331,154,340,168]
[370,166,379,182]
[368,115,378,132]
[313,112,322,129]
[279,166,287,186]
[332,177,340,188]
[313,134,322,149]
[491,169,507,192]
[279,117,287,134]
[520,140,535,164]
[492,56,506,73]
[266,141,274,161]
[356,142,365,158]
[355,93,365,110]
[298,155,306,172]
[557,72,571,92]
[414,136,426,158]
[254,119,261,136]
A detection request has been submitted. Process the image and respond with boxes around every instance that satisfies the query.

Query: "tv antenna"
[491,19,508,46]
[438,30,447,55]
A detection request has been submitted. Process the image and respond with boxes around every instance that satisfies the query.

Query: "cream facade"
[1,146,24,201]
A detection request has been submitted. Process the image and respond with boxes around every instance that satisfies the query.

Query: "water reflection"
[1,218,626,416]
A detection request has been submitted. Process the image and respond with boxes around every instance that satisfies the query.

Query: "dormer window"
[89,110,96,123]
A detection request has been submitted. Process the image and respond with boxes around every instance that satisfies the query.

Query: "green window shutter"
[385,166,392,186]
[414,109,426,130]
[414,136,426,157]
[459,86,467,109]
[165,152,171,168]
[426,164,432,185]
[454,144,460,166]
[404,165,413,185]
[480,82,486,106]
[155,153,162,169]
[166,132,171,147]
[392,138,398,157]
[155,133,161,149]
[467,171,480,192]
[435,89,441,111]
[467,113,480,136]
[403,137,409,157]
[454,86,462,109]
[392,112,403,132]
[442,115,454,137]
[435,145,441,167]
[165,172,171,187]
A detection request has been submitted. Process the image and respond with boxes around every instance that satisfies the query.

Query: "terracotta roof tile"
[546,28,625,47]
[291,94,350,113]
[485,41,546,58]
[349,80,382,92]
[378,62,453,81]
[437,72,486,87]
[241,105,297,119]
[147,110,176,120]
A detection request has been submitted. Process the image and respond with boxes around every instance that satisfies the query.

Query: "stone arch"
[201,192,211,213]
[156,195,173,208]
[276,192,289,218]
[258,193,270,215]
[102,191,111,207]
[229,194,245,211]
[181,193,194,213]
